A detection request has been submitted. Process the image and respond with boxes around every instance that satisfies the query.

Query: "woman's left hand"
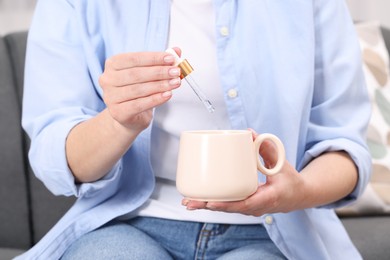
[182,130,308,216]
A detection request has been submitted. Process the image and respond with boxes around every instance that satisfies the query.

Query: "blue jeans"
[61,216,286,260]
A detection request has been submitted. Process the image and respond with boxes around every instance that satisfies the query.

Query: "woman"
[19,0,371,259]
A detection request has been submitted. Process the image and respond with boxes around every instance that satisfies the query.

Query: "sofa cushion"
[0,36,31,249]
[0,248,25,259]
[4,31,76,244]
[342,216,390,260]
[382,27,390,57]
[4,31,28,103]
[29,178,76,243]
[338,22,390,216]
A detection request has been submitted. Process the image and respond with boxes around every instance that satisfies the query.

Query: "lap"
[130,217,285,260]
[61,221,172,260]
[61,217,285,259]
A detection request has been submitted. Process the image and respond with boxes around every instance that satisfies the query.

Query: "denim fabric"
[61,217,285,260]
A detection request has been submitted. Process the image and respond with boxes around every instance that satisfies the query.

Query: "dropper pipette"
[166,48,215,113]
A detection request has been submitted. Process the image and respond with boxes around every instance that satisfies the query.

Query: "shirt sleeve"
[22,0,121,197]
[298,0,372,208]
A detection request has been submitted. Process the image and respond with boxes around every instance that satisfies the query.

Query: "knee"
[61,222,172,260]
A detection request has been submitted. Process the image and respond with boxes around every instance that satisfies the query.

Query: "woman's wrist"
[67,109,143,183]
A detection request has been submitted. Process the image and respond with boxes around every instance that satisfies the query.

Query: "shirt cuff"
[29,115,123,198]
[298,138,372,209]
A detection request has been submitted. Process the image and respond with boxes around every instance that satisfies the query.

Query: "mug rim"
[181,130,251,135]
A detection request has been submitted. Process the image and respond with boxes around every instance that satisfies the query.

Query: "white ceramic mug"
[176,130,285,201]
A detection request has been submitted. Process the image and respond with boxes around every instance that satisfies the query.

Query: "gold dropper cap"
[178,59,194,79]
[165,47,215,113]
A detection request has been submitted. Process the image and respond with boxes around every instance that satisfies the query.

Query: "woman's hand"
[67,49,182,182]
[99,48,182,133]
[182,130,307,216]
[182,130,359,216]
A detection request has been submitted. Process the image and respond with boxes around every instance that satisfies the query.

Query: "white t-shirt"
[136,0,261,224]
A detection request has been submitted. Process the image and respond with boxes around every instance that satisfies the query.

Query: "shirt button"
[265,215,274,225]
[220,26,229,36]
[227,89,238,98]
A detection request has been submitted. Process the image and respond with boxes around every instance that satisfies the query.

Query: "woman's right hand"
[66,50,182,183]
[99,49,182,133]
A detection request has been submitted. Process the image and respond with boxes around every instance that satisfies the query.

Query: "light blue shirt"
[19,0,371,259]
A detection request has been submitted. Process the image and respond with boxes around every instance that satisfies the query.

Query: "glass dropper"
[166,48,215,113]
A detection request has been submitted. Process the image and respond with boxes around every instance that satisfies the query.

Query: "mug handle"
[253,133,286,176]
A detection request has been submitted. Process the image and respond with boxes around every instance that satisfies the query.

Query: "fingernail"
[162,91,172,97]
[169,68,181,76]
[182,199,189,206]
[164,55,175,64]
[206,203,216,210]
[169,78,181,86]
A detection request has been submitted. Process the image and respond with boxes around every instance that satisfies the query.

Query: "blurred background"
[0,0,37,35]
[346,0,390,27]
[0,0,389,35]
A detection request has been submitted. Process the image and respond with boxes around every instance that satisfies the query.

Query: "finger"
[103,78,181,104]
[205,186,274,216]
[166,46,182,60]
[248,128,258,141]
[110,91,173,123]
[183,199,208,210]
[249,128,279,169]
[106,51,176,70]
[126,91,173,114]
[102,66,181,87]
[205,200,248,213]
[172,47,182,57]
[259,139,279,169]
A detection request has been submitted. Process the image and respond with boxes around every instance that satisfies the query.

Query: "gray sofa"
[0,31,75,260]
[1,30,390,260]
